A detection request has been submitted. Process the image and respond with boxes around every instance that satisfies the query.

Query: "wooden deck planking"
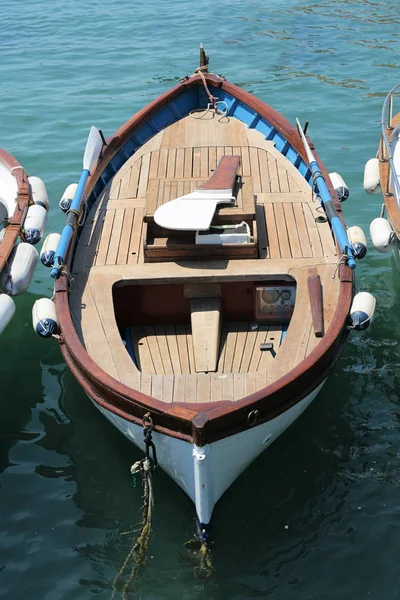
[273,204,291,259]
[72,114,342,405]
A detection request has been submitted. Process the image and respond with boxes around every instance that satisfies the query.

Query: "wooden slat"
[144,325,165,374]
[223,325,238,373]
[157,148,168,179]
[293,203,313,258]
[164,325,182,374]
[303,204,324,258]
[197,373,211,403]
[264,203,280,259]
[234,373,245,401]
[283,203,302,259]
[257,192,307,203]
[127,208,144,264]
[184,148,193,178]
[186,324,196,373]
[175,148,185,179]
[258,149,270,193]
[116,208,134,265]
[244,371,256,396]
[95,209,115,266]
[190,297,221,373]
[267,154,280,193]
[137,152,151,198]
[131,326,154,373]
[154,325,174,375]
[231,322,248,373]
[106,208,125,265]
[273,203,291,258]
[167,148,176,179]
[277,161,290,193]
[185,374,197,403]
[249,147,261,194]
[173,373,186,403]
[176,324,190,374]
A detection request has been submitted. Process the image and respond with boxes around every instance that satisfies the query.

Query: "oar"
[296,118,356,270]
[51,126,103,279]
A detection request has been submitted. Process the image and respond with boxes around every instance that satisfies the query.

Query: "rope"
[189,67,228,120]
[332,253,349,279]
[111,413,157,599]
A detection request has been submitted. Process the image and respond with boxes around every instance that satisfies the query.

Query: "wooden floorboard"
[72,113,342,404]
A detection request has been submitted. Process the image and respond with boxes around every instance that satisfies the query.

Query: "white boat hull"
[91,379,326,526]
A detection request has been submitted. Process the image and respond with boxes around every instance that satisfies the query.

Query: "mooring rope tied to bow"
[111,413,158,599]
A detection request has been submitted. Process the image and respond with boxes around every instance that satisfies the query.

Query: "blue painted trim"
[309,159,355,270]
[51,168,90,278]
[280,324,288,345]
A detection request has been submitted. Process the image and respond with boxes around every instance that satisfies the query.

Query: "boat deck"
[70,113,340,403]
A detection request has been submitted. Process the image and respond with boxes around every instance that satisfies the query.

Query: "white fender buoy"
[28,176,49,211]
[0,294,16,335]
[0,243,38,295]
[40,233,61,267]
[32,298,58,338]
[347,225,367,259]
[363,158,381,194]
[350,292,376,331]
[370,217,394,253]
[24,204,48,245]
[59,183,78,213]
[329,172,349,202]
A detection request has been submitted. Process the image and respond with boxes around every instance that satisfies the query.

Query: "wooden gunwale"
[0,150,31,274]
[54,74,354,445]
[379,113,400,238]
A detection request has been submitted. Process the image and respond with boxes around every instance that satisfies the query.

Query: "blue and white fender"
[0,294,16,335]
[40,233,61,267]
[329,172,349,202]
[349,292,376,331]
[24,204,48,245]
[0,243,38,295]
[32,297,58,338]
[28,176,49,211]
[347,225,367,259]
[59,183,78,213]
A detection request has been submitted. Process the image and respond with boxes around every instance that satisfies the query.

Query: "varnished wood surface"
[69,113,341,404]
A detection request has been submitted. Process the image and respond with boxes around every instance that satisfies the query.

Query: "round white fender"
[350,291,376,331]
[59,183,78,213]
[363,158,381,194]
[0,294,16,335]
[28,176,49,210]
[329,172,349,202]
[40,233,61,267]
[0,242,38,295]
[370,217,394,253]
[32,297,58,338]
[24,204,48,245]
[347,225,367,259]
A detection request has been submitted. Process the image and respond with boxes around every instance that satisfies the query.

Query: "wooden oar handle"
[199,156,240,191]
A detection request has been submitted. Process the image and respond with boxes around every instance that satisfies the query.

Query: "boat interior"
[70,112,339,404]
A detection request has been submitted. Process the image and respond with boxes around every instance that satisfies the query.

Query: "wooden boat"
[367,83,400,265]
[0,150,48,335]
[42,49,363,534]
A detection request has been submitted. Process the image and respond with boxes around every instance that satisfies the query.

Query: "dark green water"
[1,1,400,597]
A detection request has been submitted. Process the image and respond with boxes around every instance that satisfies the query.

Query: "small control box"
[254,283,296,324]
